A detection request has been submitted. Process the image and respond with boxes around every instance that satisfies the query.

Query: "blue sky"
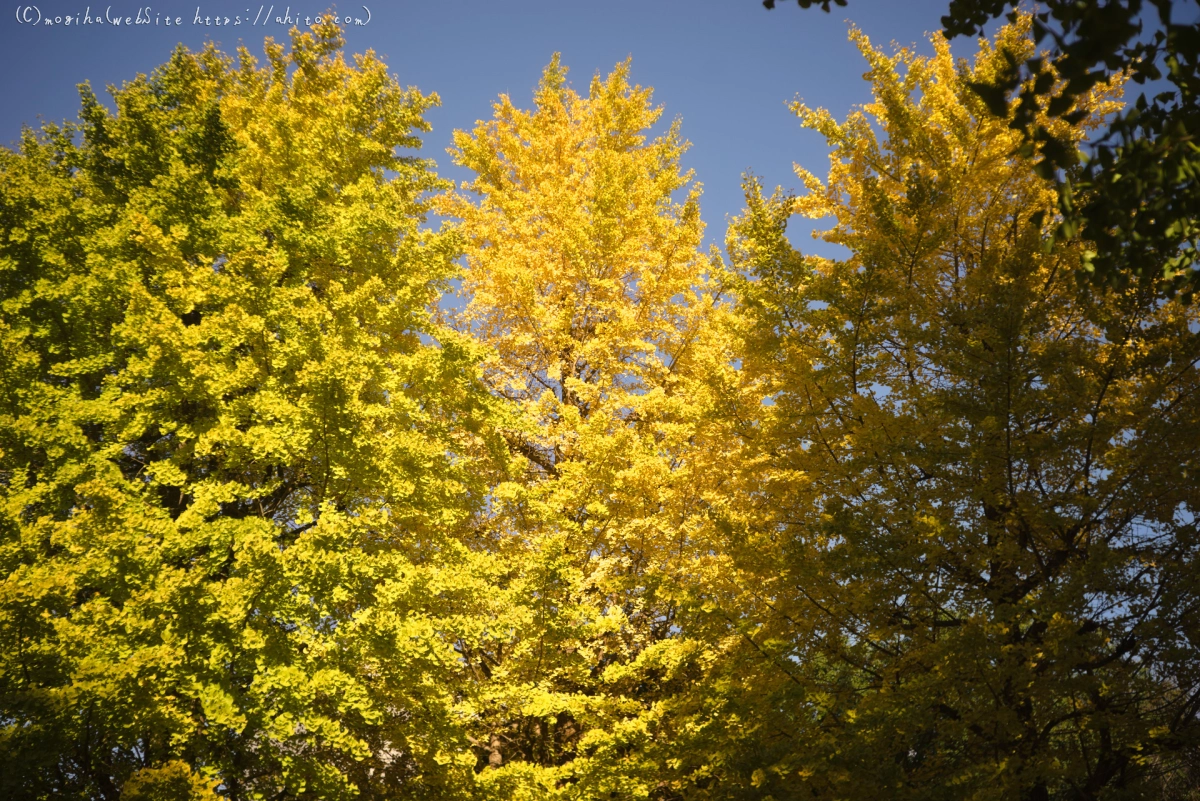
[1,0,971,256]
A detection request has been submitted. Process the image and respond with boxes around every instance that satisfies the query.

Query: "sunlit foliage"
[2,14,1197,801]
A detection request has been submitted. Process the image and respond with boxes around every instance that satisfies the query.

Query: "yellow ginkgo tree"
[0,21,509,801]
[441,55,752,798]
[721,16,1200,801]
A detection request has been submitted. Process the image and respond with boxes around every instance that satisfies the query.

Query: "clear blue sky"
[0,0,971,257]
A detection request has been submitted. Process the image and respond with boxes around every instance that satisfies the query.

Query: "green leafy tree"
[0,21,507,800]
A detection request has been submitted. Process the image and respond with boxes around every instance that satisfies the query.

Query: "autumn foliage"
[2,15,1198,801]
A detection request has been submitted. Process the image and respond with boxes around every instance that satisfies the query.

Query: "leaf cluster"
[769,0,1200,301]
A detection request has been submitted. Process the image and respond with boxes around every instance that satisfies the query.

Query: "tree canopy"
[723,19,1200,799]
[2,12,1198,801]
[0,20,509,800]
[766,0,1200,301]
